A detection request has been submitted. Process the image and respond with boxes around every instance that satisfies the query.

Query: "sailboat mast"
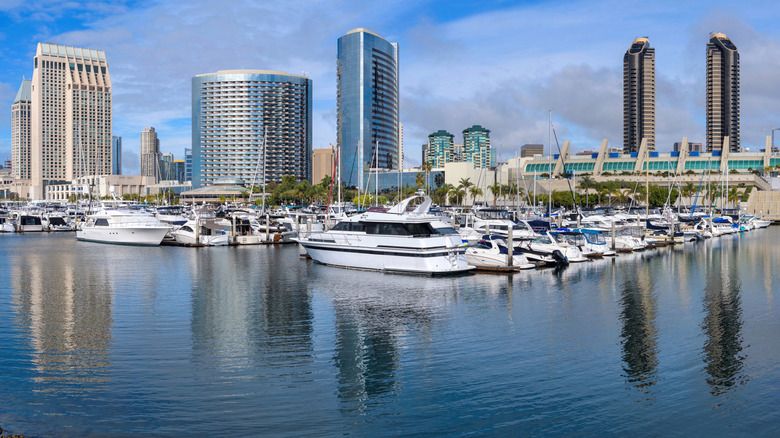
[262,127,267,213]
[548,110,552,223]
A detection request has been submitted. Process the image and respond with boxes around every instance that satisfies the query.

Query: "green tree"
[415,172,425,188]
[470,186,484,205]
[422,161,433,193]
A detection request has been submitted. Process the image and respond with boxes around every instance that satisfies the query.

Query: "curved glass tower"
[337,28,399,190]
[706,33,740,152]
[623,37,655,154]
[192,70,312,188]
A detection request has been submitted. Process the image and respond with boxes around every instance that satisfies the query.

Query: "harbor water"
[1,231,779,436]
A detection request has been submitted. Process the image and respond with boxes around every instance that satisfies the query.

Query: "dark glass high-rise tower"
[706,33,740,152]
[337,28,399,190]
[623,37,655,154]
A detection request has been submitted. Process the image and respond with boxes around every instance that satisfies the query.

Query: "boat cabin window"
[181,225,193,233]
[330,221,365,232]
[433,226,458,235]
[95,218,109,227]
[363,221,434,236]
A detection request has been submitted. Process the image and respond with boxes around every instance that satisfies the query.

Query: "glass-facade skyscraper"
[706,33,740,152]
[184,148,192,182]
[192,70,312,188]
[111,135,121,174]
[623,37,655,153]
[337,28,399,190]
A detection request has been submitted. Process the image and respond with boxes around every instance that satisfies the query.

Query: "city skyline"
[2,1,780,174]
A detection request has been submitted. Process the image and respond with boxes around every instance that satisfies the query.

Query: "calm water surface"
[0,231,779,436]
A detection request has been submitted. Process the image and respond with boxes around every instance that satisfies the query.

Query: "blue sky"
[2,0,780,174]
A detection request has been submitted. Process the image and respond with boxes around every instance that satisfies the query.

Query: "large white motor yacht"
[296,193,473,275]
[77,204,171,245]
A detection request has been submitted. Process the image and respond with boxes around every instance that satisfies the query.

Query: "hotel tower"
[623,37,655,154]
[191,70,312,188]
[337,28,399,190]
[30,43,112,199]
[11,79,32,181]
[706,33,740,152]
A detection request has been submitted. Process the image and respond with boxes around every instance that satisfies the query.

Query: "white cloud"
[4,0,780,169]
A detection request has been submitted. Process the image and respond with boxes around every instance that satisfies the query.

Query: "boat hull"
[298,240,474,275]
[76,226,170,246]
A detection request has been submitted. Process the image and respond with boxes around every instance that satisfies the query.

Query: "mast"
[261,126,267,213]
[548,110,552,223]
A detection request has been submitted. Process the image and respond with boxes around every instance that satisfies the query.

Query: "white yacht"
[76,204,171,245]
[466,235,536,269]
[296,193,473,275]
[171,219,229,246]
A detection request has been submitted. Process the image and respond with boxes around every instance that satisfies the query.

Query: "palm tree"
[422,161,433,194]
[458,178,473,204]
[415,172,425,189]
[470,186,484,205]
[727,186,741,208]
[449,187,465,205]
[578,175,595,207]
[488,182,502,207]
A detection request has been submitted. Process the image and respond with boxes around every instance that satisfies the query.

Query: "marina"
[1,224,779,436]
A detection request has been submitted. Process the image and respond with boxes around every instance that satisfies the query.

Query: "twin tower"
[623,33,740,154]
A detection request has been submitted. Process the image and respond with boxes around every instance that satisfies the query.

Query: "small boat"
[466,235,535,269]
[171,219,229,246]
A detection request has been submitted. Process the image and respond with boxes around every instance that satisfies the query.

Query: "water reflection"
[11,238,113,392]
[618,259,659,392]
[701,245,748,396]
[311,269,453,412]
[188,247,314,371]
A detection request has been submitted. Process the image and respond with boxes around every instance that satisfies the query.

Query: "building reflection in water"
[701,244,747,397]
[618,261,659,393]
[11,243,113,393]
[188,247,314,371]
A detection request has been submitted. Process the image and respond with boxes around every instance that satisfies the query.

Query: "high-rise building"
[11,79,32,180]
[623,37,655,154]
[462,125,492,168]
[706,33,740,152]
[30,43,112,198]
[111,135,122,175]
[398,122,404,169]
[160,152,173,180]
[337,28,399,189]
[192,70,312,188]
[140,127,160,182]
[426,130,454,168]
[312,146,336,185]
[520,143,544,158]
[453,143,463,162]
[674,142,702,152]
[184,148,192,182]
[173,159,185,183]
